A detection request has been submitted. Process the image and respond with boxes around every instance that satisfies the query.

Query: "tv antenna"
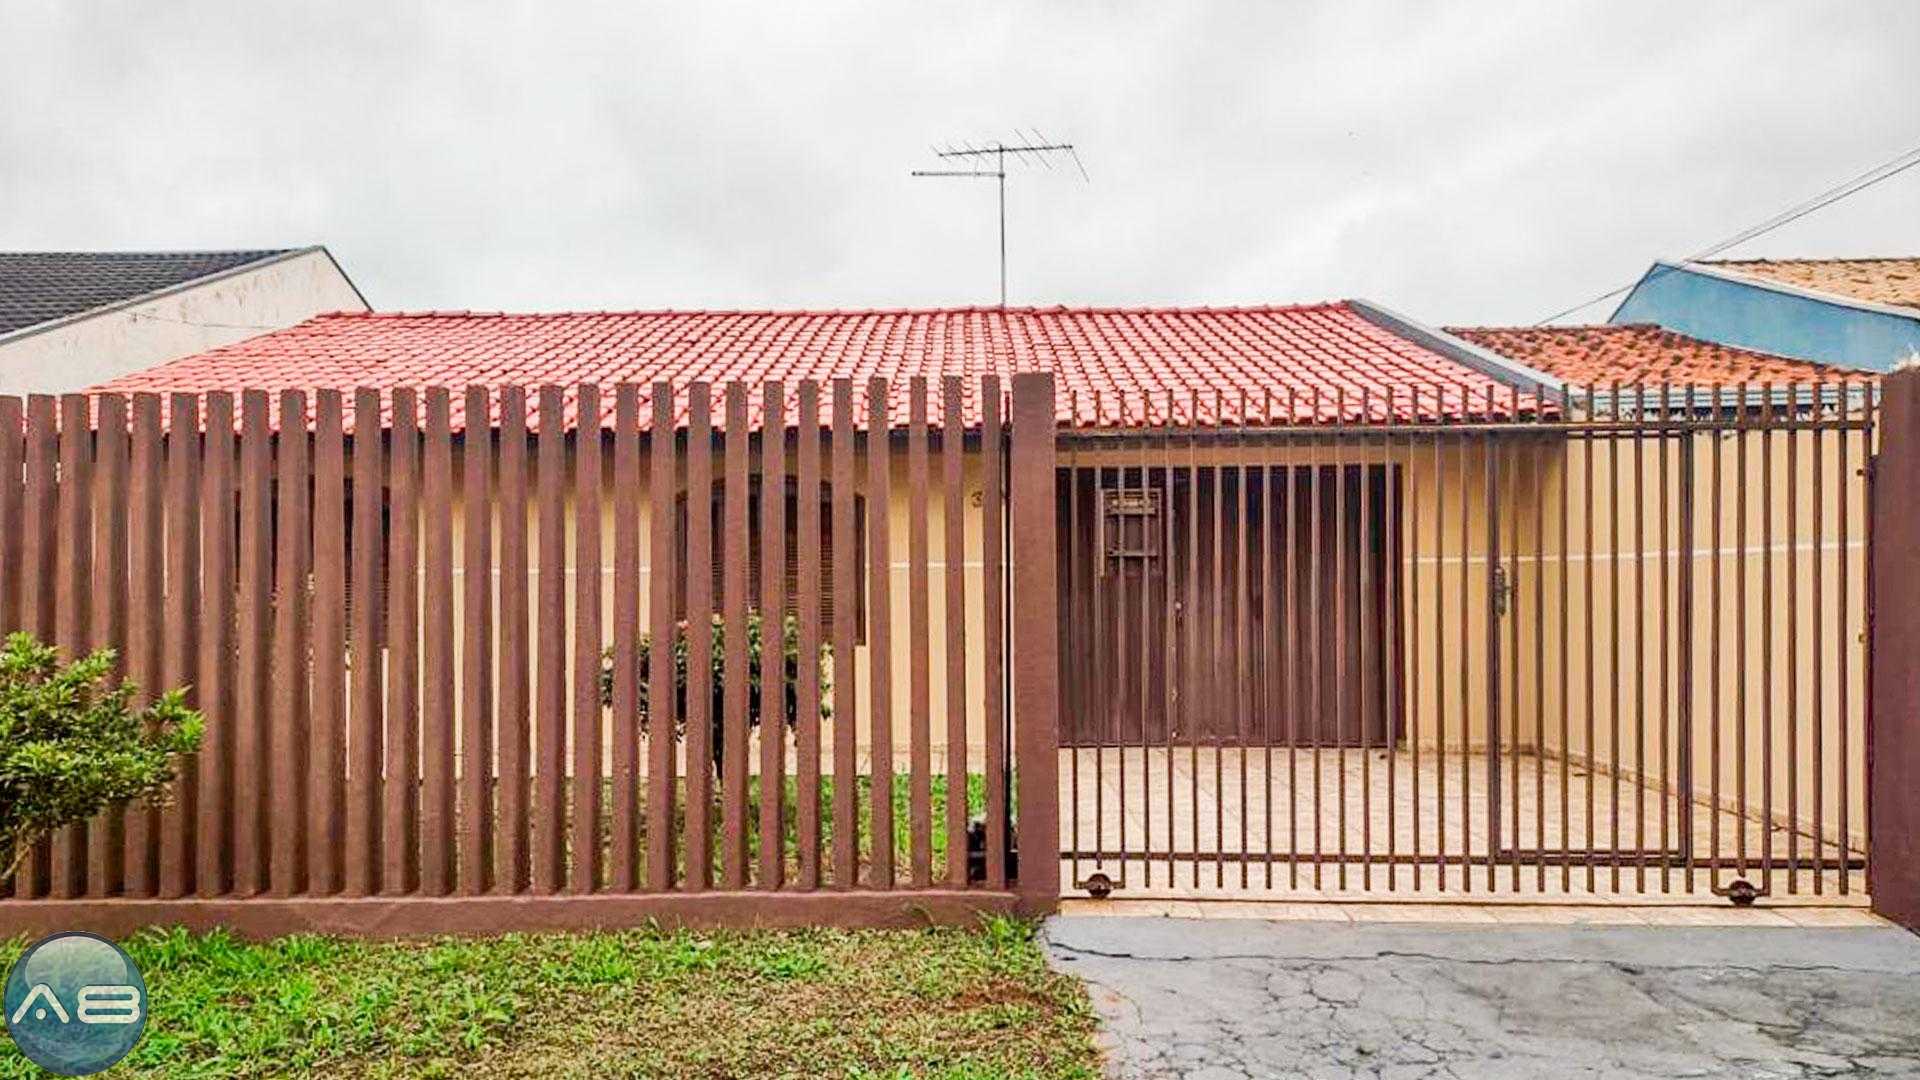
[911,132,1088,307]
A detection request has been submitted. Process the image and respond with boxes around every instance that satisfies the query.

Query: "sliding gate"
[1059,384,1873,901]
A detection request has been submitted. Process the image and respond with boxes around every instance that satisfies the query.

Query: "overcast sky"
[5,2,1918,327]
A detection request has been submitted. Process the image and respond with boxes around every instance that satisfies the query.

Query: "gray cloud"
[4,0,1917,326]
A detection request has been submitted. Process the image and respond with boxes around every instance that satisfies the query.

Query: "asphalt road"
[1045,915,1920,1079]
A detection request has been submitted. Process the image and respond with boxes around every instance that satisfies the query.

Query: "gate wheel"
[1078,872,1115,900]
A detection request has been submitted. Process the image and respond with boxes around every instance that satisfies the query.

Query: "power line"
[1534,140,1920,326]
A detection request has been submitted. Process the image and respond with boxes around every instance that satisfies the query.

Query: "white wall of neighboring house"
[0,248,368,395]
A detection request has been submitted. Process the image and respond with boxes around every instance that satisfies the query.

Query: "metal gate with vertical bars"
[1058,381,1873,901]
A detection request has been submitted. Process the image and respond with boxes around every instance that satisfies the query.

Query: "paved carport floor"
[1045,915,1920,1079]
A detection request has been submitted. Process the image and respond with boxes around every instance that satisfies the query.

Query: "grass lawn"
[0,918,1098,1079]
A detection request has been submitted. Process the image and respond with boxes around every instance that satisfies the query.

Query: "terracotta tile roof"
[1446,324,1854,389]
[1703,257,1920,312]
[90,303,1532,431]
[0,250,297,336]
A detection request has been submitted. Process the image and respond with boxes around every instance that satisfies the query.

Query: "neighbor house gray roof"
[0,249,300,336]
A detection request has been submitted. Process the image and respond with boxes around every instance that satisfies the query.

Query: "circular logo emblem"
[4,932,147,1076]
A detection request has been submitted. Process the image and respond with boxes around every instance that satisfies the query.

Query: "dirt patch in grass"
[0,917,1098,1079]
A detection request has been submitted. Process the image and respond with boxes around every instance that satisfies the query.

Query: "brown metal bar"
[1139,395,1155,889]
[942,376,970,887]
[792,382,821,889]
[1430,391,1446,891]
[1633,387,1648,892]
[1837,380,1852,894]
[195,393,233,899]
[496,387,531,894]
[1608,382,1622,891]
[532,386,567,893]
[1679,386,1699,892]
[421,388,456,896]
[385,388,421,897]
[51,395,94,898]
[1062,395,1081,886]
[572,385,606,893]
[271,390,312,896]
[1334,389,1350,891]
[1235,392,1251,889]
[231,391,271,897]
[161,393,201,899]
[1309,388,1325,889]
[1582,388,1597,893]
[684,383,715,892]
[1506,389,1523,892]
[982,376,1007,890]
[121,395,161,896]
[1359,389,1377,892]
[1284,388,1301,889]
[646,384,680,891]
[1406,388,1421,892]
[721,383,750,887]
[1457,403,1472,892]
[1261,391,1275,889]
[1658,383,1673,893]
[1812,383,1826,895]
[1187,399,1201,889]
[1484,387,1504,892]
[1760,383,1775,889]
[829,378,857,889]
[11,395,51,899]
[1786,383,1801,893]
[1734,383,1750,881]
[1560,385,1575,892]
[759,380,789,889]
[865,377,895,888]
[89,395,131,897]
[1533,421,1549,892]
[1212,391,1226,888]
[346,389,385,897]
[1165,393,1181,892]
[907,377,932,888]
[1709,383,1725,893]
[311,391,347,897]
[611,386,641,891]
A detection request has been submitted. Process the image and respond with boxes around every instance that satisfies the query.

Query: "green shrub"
[0,631,202,883]
[601,610,832,773]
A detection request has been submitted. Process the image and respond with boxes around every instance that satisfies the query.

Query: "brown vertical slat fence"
[0,377,1042,937]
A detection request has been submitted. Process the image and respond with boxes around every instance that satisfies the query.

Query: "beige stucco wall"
[0,249,366,395]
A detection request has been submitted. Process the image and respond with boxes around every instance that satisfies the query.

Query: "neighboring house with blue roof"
[0,247,367,395]
[1610,257,1920,372]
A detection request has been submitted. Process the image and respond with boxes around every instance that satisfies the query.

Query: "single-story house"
[0,247,367,395]
[82,303,1866,860]
[1608,256,1920,371]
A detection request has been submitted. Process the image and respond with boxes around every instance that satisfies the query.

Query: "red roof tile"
[1704,257,1920,312]
[91,303,1532,431]
[1446,324,1854,389]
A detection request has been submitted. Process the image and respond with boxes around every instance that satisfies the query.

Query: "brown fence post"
[1871,369,1920,930]
[1010,371,1060,914]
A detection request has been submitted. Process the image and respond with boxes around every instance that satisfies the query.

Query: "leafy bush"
[0,631,202,883]
[601,610,832,772]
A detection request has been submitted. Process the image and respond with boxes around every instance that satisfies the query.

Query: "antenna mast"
[911,133,1088,307]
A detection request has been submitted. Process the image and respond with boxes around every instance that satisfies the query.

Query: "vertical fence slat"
[232,391,272,897]
[907,377,932,888]
[572,384,605,893]
[685,383,715,892]
[345,389,385,897]
[610,385,641,892]
[50,394,93,898]
[646,384,678,891]
[384,388,421,896]
[310,390,347,896]
[794,381,823,889]
[533,385,566,894]
[459,388,496,896]
[15,396,53,899]
[942,376,969,887]
[192,393,233,900]
[1010,372,1059,912]
[720,383,750,887]
[122,395,161,897]
[866,377,895,888]
[88,394,130,897]
[271,390,311,897]
[160,393,201,899]
[759,381,788,889]
[981,376,1008,890]
[829,378,858,889]
[0,397,19,642]
[496,387,531,894]
[421,387,457,895]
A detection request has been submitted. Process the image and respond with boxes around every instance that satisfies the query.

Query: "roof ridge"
[326,300,1356,320]
[1703,255,1920,266]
